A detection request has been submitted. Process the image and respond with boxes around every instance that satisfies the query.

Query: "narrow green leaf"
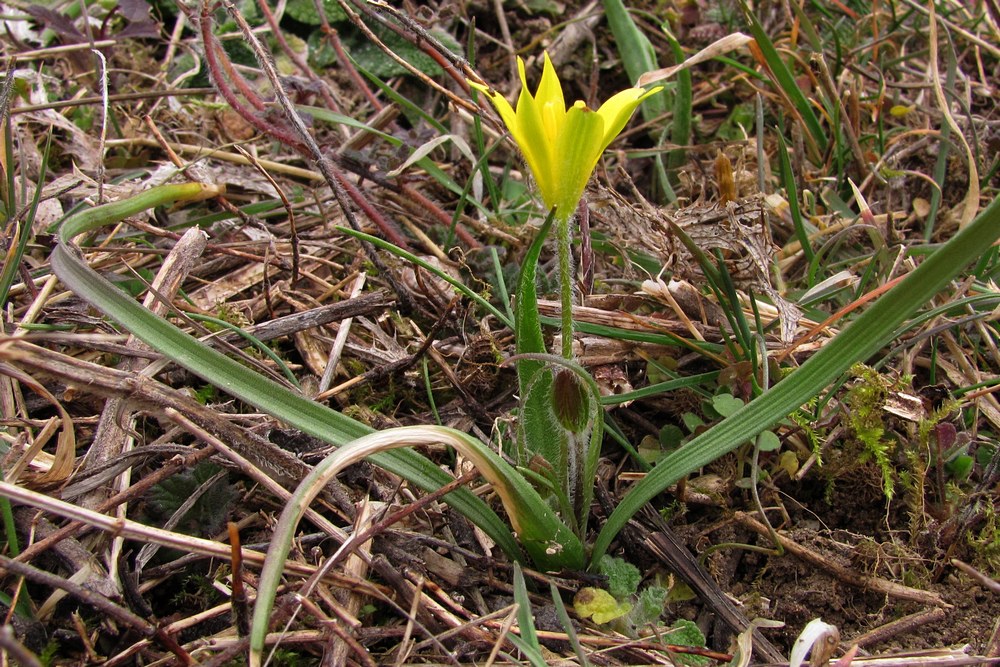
[603,0,665,118]
[591,193,1000,566]
[251,426,583,666]
[551,580,591,666]
[0,134,49,307]
[775,132,816,271]
[662,27,691,177]
[740,0,828,159]
[50,184,522,563]
[510,562,553,667]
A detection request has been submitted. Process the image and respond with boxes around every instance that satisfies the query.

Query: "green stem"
[557,211,575,359]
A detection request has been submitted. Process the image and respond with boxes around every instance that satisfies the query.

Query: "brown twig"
[849,607,949,649]
[0,555,193,664]
[733,511,949,607]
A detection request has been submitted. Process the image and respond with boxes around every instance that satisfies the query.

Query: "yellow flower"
[470,52,661,216]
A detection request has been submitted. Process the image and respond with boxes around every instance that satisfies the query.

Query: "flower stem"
[556,211,574,359]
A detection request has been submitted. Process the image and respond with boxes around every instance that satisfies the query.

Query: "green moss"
[968,500,1000,577]
[844,364,908,499]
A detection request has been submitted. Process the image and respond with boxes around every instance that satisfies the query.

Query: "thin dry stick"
[392,577,425,667]
[104,137,323,181]
[0,626,42,667]
[233,144,300,281]
[0,555,193,664]
[951,559,1000,593]
[90,48,109,203]
[10,40,116,60]
[228,522,250,637]
[144,114,253,227]
[776,273,906,361]
[293,594,377,667]
[319,271,366,393]
[733,511,949,607]
[12,446,215,565]
[325,468,482,575]
[849,607,948,648]
[0,480,380,594]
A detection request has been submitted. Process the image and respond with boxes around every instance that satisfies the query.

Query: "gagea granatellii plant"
[470,52,661,534]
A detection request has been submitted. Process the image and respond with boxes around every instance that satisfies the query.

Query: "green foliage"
[666,619,710,666]
[170,572,223,609]
[344,24,460,78]
[789,401,824,464]
[512,216,605,539]
[711,393,745,418]
[587,558,671,631]
[977,442,997,468]
[510,563,549,667]
[192,383,218,405]
[756,430,782,453]
[521,0,564,17]
[284,0,346,25]
[967,501,1000,577]
[738,0,827,160]
[630,585,668,627]
[269,648,317,667]
[598,555,642,600]
[715,103,755,142]
[592,194,1000,566]
[37,641,59,666]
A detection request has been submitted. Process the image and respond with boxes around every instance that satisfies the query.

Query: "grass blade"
[602,0,664,117]
[510,562,549,667]
[775,132,817,272]
[662,27,691,178]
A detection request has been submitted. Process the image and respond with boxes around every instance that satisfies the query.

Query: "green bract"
[470,52,661,216]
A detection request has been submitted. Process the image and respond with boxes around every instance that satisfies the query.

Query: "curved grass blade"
[250,425,584,666]
[50,184,523,562]
[591,193,1000,566]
